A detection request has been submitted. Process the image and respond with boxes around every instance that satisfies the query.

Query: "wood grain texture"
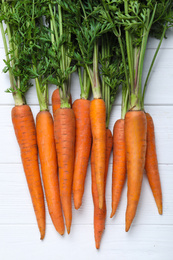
[0,28,173,259]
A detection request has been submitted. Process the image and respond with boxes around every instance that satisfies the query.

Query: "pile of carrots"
[1,0,172,249]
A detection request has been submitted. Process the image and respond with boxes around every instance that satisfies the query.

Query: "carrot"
[145,113,162,214]
[12,105,45,239]
[54,108,75,234]
[36,110,65,235]
[111,119,126,218]
[125,110,147,232]
[52,88,72,117]
[90,98,106,209]
[72,99,92,209]
[91,128,113,249]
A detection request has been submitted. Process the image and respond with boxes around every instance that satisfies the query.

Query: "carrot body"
[111,119,126,218]
[54,108,75,234]
[36,111,65,235]
[90,99,106,209]
[52,88,72,117]
[145,113,162,214]
[11,105,45,239]
[125,111,147,232]
[72,99,92,209]
[91,128,113,249]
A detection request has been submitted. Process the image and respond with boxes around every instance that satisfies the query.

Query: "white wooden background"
[0,28,173,260]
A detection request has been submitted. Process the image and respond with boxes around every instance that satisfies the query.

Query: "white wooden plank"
[0,105,172,164]
[0,224,173,260]
[0,163,172,226]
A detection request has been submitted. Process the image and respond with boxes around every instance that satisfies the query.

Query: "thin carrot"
[90,98,106,209]
[91,128,113,249]
[72,99,91,209]
[54,108,75,234]
[52,88,72,117]
[36,111,65,235]
[12,105,45,239]
[111,119,126,218]
[125,110,147,232]
[145,112,162,214]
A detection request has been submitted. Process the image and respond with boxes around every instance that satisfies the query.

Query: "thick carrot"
[72,99,92,209]
[52,88,72,117]
[111,119,126,218]
[91,128,113,249]
[11,105,45,239]
[54,108,75,234]
[36,110,65,235]
[145,112,162,214]
[90,98,106,209]
[125,110,147,232]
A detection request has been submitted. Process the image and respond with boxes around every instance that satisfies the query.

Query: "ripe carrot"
[54,108,75,234]
[145,112,162,214]
[72,99,92,209]
[125,110,147,232]
[36,110,65,235]
[90,98,106,209]
[111,119,126,218]
[91,128,113,249]
[52,88,72,117]
[11,105,45,239]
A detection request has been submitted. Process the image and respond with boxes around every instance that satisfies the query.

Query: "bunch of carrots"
[1,0,173,249]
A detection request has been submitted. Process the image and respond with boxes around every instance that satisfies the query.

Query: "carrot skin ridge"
[54,108,75,234]
[52,88,72,117]
[125,111,147,232]
[72,99,92,209]
[145,113,162,215]
[90,99,106,209]
[11,105,45,239]
[91,129,113,249]
[36,111,65,235]
[111,119,126,218]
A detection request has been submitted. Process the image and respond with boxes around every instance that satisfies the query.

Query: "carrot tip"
[125,223,131,232]
[158,206,163,215]
[74,200,82,210]
[67,227,71,235]
[99,199,104,210]
[110,212,114,218]
[40,232,45,240]
[95,241,100,249]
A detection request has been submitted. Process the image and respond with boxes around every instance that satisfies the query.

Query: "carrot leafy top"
[99,0,173,110]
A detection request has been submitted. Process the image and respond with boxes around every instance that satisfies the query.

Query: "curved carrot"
[72,99,92,209]
[125,111,147,232]
[91,128,113,249]
[54,108,75,234]
[36,111,65,235]
[11,105,45,239]
[52,88,72,117]
[145,113,162,214]
[90,98,106,209]
[111,119,126,218]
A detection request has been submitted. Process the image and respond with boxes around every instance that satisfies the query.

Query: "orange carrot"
[52,88,72,117]
[12,105,45,239]
[145,113,162,214]
[54,108,75,234]
[36,110,65,235]
[90,98,106,209]
[125,110,147,232]
[91,128,113,249]
[111,119,126,218]
[72,99,92,209]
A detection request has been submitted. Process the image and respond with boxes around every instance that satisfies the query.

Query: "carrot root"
[36,111,65,235]
[90,99,106,209]
[125,111,147,232]
[12,105,45,239]
[145,113,162,215]
[54,108,75,234]
[111,119,126,218]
